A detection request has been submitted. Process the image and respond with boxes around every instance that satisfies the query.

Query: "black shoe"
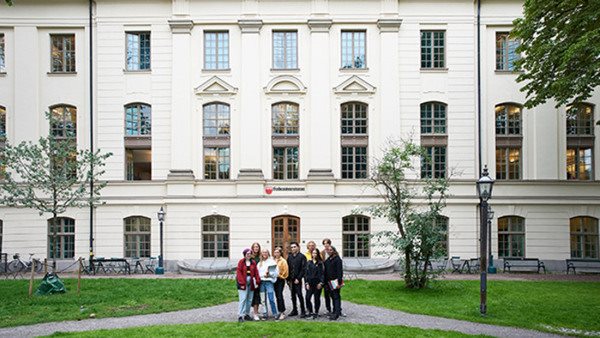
[300,312,308,318]
[244,315,252,321]
[312,313,318,319]
[288,311,298,317]
[329,314,339,321]
[238,317,244,323]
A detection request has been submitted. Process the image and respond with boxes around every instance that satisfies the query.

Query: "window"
[204,147,230,180]
[124,216,151,258]
[273,31,297,69]
[566,147,593,180]
[50,105,77,139]
[272,102,299,135]
[126,149,151,181]
[498,216,525,258]
[420,102,446,135]
[202,216,229,258]
[496,147,521,180]
[434,216,449,257]
[0,220,3,255]
[341,31,366,69]
[421,31,445,69]
[125,103,151,136]
[48,217,75,259]
[421,146,446,179]
[342,215,370,257]
[203,103,230,136]
[126,32,151,71]
[495,32,520,71]
[341,147,367,179]
[341,102,367,135]
[567,104,594,136]
[570,217,598,259]
[204,31,229,70]
[495,104,522,136]
[566,103,594,180]
[50,34,75,73]
[0,33,5,72]
[273,147,299,180]
[0,105,5,139]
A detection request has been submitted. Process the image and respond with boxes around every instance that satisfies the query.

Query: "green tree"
[512,0,600,109]
[364,140,449,289]
[0,112,111,269]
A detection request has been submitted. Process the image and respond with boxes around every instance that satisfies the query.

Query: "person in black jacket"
[324,246,343,320]
[304,248,325,319]
[286,241,307,317]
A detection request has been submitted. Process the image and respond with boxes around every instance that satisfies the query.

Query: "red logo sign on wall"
[265,186,273,195]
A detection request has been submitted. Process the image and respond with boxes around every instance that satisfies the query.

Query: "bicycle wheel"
[7,260,25,273]
[34,259,43,273]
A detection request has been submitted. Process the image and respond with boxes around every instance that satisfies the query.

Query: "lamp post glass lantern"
[156,207,166,275]
[477,165,494,315]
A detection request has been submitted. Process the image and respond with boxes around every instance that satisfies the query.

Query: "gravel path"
[0,297,565,338]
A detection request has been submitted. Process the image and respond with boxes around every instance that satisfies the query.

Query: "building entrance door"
[272,216,300,258]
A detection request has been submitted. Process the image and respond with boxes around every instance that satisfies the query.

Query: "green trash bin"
[35,273,66,296]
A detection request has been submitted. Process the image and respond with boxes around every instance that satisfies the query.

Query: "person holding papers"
[257,249,279,320]
[304,248,325,319]
[324,246,343,321]
[236,248,261,323]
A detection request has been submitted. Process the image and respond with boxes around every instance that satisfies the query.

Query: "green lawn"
[47,321,486,338]
[343,279,600,335]
[0,278,236,328]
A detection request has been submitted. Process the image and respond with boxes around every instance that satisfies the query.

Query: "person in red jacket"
[237,248,261,322]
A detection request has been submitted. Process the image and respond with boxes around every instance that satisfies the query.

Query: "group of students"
[236,239,344,322]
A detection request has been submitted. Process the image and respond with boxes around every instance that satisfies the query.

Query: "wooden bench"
[503,257,546,273]
[566,259,600,274]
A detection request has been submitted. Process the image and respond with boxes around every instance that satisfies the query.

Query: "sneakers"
[329,314,339,321]
[288,310,298,317]
[341,312,347,317]
[252,314,260,321]
[238,316,244,323]
[300,313,308,318]
[244,315,253,321]
[312,313,318,320]
[277,313,286,320]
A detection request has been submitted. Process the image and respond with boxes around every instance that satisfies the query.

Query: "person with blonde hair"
[304,241,316,260]
[273,247,288,320]
[257,249,279,320]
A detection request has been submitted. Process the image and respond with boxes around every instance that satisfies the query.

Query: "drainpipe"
[89,0,95,266]
[477,0,482,173]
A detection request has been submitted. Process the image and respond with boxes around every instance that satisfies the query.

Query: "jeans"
[305,283,322,314]
[274,278,286,313]
[260,281,278,317]
[290,280,306,314]
[237,277,254,317]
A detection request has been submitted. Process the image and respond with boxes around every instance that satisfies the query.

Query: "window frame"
[341,102,368,135]
[271,102,299,135]
[272,30,298,70]
[340,30,367,69]
[420,30,446,69]
[495,32,520,71]
[49,105,77,140]
[203,146,230,180]
[0,105,5,140]
[0,33,5,73]
[203,31,230,71]
[566,146,593,180]
[497,216,526,258]
[420,101,447,135]
[124,216,151,258]
[203,102,231,137]
[434,216,449,258]
[341,146,368,179]
[342,215,370,258]
[50,34,76,73]
[125,31,151,71]
[421,145,447,179]
[47,217,75,259]
[124,103,152,137]
[570,216,599,259]
[495,147,521,180]
[495,103,522,136]
[201,215,230,258]
[566,103,594,136]
[272,146,299,180]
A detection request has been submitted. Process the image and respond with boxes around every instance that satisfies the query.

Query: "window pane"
[205,32,229,69]
[272,103,299,135]
[342,215,370,258]
[273,31,297,69]
[126,32,150,71]
[341,31,366,69]
[0,33,5,73]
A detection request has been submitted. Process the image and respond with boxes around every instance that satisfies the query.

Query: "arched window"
[203,103,230,136]
[202,215,230,258]
[434,216,449,257]
[124,216,151,258]
[420,102,446,135]
[48,217,75,259]
[341,102,368,135]
[272,102,299,135]
[50,105,77,139]
[498,216,525,258]
[0,105,5,139]
[570,216,599,259]
[567,103,594,136]
[125,103,151,136]
[495,104,521,136]
[342,215,370,257]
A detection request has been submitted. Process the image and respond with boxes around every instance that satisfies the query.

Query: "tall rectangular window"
[273,147,298,180]
[273,31,297,69]
[202,216,230,258]
[204,147,230,180]
[50,34,75,73]
[421,31,445,69]
[421,146,446,179]
[124,217,151,258]
[48,218,75,259]
[498,216,525,258]
[0,33,5,73]
[204,31,229,70]
[341,31,366,69]
[421,102,447,135]
[567,147,593,180]
[126,32,151,71]
[496,147,521,180]
[341,147,367,179]
[496,32,520,71]
[570,217,599,259]
[342,215,370,258]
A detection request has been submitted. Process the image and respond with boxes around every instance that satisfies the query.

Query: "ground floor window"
[342,215,370,257]
[124,216,151,258]
[570,216,599,259]
[202,215,229,258]
[48,217,75,259]
[498,216,525,258]
[341,146,368,179]
[273,147,298,179]
[435,216,449,257]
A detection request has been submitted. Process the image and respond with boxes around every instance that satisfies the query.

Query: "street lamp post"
[487,206,496,274]
[476,165,494,315]
[155,207,166,275]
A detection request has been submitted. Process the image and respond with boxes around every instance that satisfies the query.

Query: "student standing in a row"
[305,248,324,319]
[287,241,307,317]
[273,247,288,320]
[324,246,344,320]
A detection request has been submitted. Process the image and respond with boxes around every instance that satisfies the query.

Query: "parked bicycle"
[8,253,43,273]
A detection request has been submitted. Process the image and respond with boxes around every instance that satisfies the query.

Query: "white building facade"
[0,0,598,271]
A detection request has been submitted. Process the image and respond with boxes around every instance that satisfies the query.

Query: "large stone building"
[0,0,598,271]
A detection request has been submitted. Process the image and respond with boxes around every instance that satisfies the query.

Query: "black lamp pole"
[156,207,165,275]
[476,166,494,315]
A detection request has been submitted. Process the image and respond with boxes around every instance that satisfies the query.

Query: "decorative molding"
[238,19,263,33]
[167,169,195,180]
[168,19,194,34]
[194,76,238,96]
[264,75,307,95]
[333,75,376,95]
[238,168,265,180]
[377,18,402,32]
[307,18,333,32]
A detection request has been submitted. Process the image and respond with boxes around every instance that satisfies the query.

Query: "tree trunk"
[52,213,57,272]
[404,246,412,287]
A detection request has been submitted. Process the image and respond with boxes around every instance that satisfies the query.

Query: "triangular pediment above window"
[333,75,376,94]
[194,76,238,95]
[264,75,307,94]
